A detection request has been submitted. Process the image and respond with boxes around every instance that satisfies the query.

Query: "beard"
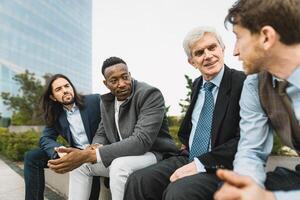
[242,45,266,75]
[62,93,75,105]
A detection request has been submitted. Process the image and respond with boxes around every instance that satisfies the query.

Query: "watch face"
[205,165,225,173]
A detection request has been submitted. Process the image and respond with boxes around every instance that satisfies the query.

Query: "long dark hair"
[41,74,84,126]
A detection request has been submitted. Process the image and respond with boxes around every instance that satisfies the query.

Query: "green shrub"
[0,129,68,161]
[167,116,182,127]
[0,130,39,161]
[169,125,181,148]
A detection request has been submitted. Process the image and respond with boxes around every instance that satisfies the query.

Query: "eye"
[109,79,117,84]
[194,49,204,57]
[122,75,129,80]
[55,87,61,92]
[208,44,217,51]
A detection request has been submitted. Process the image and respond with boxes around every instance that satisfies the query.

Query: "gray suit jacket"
[93,79,177,167]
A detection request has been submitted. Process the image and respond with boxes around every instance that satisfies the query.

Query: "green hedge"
[0,128,39,161]
[0,128,68,161]
[0,125,287,161]
[169,125,181,148]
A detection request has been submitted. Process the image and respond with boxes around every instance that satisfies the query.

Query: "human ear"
[260,26,277,50]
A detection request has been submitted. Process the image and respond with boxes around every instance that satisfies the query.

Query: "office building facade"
[0,0,92,117]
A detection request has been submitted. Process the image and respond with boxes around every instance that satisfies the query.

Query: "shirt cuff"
[194,158,206,173]
[96,149,101,163]
[274,190,300,200]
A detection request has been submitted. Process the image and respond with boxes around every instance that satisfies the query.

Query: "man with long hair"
[24,74,101,200]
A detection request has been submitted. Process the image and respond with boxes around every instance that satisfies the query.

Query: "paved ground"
[0,159,26,200]
[0,156,64,200]
[0,156,111,200]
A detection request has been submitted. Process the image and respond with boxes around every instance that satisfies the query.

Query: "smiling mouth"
[204,61,217,67]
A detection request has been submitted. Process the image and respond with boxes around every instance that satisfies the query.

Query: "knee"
[24,149,44,166]
[76,163,95,177]
[109,157,132,178]
[126,171,142,187]
[163,179,214,200]
[163,182,184,200]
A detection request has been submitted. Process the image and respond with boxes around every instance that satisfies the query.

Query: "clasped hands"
[214,169,276,200]
[47,144,102,174]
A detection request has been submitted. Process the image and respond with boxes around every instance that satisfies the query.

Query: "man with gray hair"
[123,26,246,200]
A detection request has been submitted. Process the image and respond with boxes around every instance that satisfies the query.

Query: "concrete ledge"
[266,156,300,171]
[45,169,69,199]
[8,125,44,133]
[45,169,111,200]
[44,156,299,199]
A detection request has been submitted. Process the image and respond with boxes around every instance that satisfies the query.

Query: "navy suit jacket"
[178,66,246,169]
[40,94,101,159]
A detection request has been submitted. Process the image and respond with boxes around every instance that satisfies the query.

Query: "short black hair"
[102,56,127,76]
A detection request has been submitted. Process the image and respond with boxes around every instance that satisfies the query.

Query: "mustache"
[62,92,72,97]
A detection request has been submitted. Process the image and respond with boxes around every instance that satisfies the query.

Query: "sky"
[92,0,243,116]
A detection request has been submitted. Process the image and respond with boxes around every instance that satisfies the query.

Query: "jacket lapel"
[211,66,231,146]
[179,77,202,146]
[58,112,73,146]
[80,108,92,144]
[101,93,119,142]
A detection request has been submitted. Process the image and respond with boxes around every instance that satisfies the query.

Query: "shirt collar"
[287,66,300,89]
[272,66,300,89]
[63,103,78,114]
[202,65,224,88]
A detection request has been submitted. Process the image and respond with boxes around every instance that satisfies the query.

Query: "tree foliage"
[0,70,47,125]
[179,74,193,116]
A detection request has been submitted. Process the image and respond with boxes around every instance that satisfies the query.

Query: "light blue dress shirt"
[234,67,300,200]
[190,66,224,171]
[65,104,89,149]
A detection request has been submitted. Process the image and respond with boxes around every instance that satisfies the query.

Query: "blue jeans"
[24,149,100,200]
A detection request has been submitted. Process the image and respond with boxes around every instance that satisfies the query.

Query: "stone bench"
[45,169,111,200]
[45,156,300,199]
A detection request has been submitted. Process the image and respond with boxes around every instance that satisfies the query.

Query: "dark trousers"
[266,165,300,191]
[24,149,100,200]
[124,156,220,200]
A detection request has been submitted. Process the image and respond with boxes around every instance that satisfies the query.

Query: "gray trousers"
[68,152,157,200]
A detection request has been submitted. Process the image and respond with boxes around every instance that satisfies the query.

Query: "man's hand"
[214,169,276,200]
[47,147,96,174]
[170,161,197,182]
[180,144,187,150]
[85,143,103,150]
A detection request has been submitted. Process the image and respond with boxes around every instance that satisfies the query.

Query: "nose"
[203,49,212,59]
[118,79,126,88]
[233,43,239,57]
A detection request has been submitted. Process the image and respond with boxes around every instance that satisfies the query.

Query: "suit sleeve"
[98,88,165,167]
[196,136,239,170]
[39,126,63,159]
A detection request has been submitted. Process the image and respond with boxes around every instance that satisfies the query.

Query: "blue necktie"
[189,81,215,161]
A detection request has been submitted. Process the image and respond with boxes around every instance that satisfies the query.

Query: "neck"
[63,103,74,111]
[266,43,300,79]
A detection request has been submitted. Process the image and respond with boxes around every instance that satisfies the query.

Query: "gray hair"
[183,26,225,58]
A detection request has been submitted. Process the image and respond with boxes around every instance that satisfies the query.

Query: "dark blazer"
[40,94,101,159]
[178,65,246,169]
